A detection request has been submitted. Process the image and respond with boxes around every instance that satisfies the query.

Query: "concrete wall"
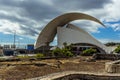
[55,74,120,80]
[93,53,120,60]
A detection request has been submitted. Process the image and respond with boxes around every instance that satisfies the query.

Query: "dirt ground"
[0,56,111,80]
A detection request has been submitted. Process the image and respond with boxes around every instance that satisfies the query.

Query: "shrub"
[114,45,120,53]
[52,47,63,57]
[65,51,74,57]
[52,47,74,57]
[61,48,73,57]
[17,55,30,59]
[36,53,44,58]
[81,48,97,56]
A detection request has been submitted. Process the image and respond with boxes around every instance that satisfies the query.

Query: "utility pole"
[13,30,16,50]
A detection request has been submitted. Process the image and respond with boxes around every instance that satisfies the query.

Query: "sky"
[0,0,120,46]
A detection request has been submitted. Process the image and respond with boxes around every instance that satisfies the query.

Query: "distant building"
[2,44,31,56]
[0,45,3,49]
[11,45,16,49]
[0,45,3,55]
[106,46,117,54]
[3,45,10,49]
[27,44,34,54]
[27,44,34,50]
[3,44,16,50]
[3,49,14,56]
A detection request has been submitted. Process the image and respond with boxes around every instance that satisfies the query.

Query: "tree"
[105,42,120,46]
[114,45,120,53]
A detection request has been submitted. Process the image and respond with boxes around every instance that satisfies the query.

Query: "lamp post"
[13,30,16,50]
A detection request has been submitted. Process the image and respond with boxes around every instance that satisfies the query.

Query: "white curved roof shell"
[57,24,107,53]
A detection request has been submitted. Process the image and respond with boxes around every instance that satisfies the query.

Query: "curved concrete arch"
[35,13,105,48]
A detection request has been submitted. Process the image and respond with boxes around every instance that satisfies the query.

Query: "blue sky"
[0,0,120,46]
[0,32,35,45]
[92,27,120,43]
[93,20,120,43]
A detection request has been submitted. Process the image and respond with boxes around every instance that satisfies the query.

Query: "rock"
[85,58,96,62]
[105,60,120,73]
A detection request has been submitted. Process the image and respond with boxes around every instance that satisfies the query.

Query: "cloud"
[52,0,112,11]
[0,0,120,44]
[71,20,103,33]
[19,37,23,40]
[0,0,60,39]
